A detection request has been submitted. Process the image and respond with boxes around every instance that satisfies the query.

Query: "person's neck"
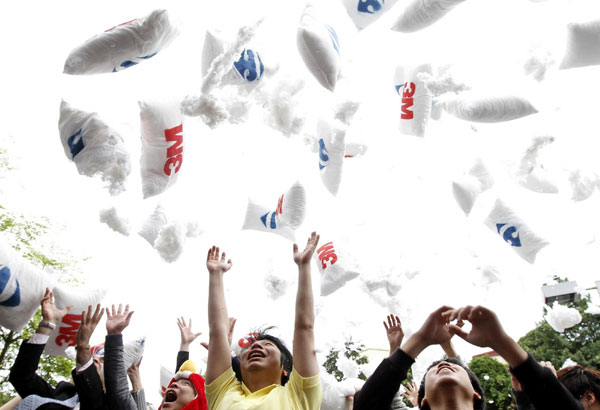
[429,401,473,410]
[243,371,280,393]
[428,388,474,410]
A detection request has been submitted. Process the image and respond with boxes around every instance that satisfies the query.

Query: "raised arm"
[75,304,105,367]
[104,304,137,410]
[383,314,404,357]
[292,232,320,377]
[447,305,583,410]
[205,246,233,384]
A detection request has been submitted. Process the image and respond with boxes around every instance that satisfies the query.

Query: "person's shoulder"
[206,368,238,395]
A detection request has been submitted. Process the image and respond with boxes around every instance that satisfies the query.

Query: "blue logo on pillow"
[496,223,522,247]
[234,49,264,82]
[67,129,85,159]
[260,212,277,229]
[0,265,21,307]
[358,0,384,14]
[112,52,159,72]
[318,139,329,170]
[325,25,340,55]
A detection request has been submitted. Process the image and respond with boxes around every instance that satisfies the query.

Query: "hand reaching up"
[106,304,134,335]
[293,232,320,266]
[40,288,72,324]
[177,317,202,350]
[384,314,404,356]
[206,246,232,274]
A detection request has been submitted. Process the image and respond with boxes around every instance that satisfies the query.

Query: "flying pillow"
[314,239,360,296]
[341,0,400,30]
[391,0,466,33]
[317,119,346,196]
[58,100,131,195]
[297,5,341,91]
[139,99,183,199]
[560,19,600,69]
[64,9,180,75]
[44,285,107,357]
[394,64,433,137]
[437,93,537,123]
[452,159,494,215]
[484,199,548,263]
[0,239,54,332]
[242,182,307,241]
[202,30,265,86]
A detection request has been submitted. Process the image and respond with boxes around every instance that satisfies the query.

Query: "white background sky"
[3,0,600,406]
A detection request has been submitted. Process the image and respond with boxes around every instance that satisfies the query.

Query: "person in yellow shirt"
[204,232,323,410]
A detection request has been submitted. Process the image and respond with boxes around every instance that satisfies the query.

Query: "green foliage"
[469,355,515,410]
[323,339,369,382]
[518,292,600,369]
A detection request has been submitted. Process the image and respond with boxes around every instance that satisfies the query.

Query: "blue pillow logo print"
[0,265,21,307]
[395,83,404,95]
[496,223,522,247]
[67,129,85,159]
[112,52,159,72]
[260,212,277,229]
[325,25,340,55]
[234,49,264,82]
[318,139,329,170]
[358,0,384,14]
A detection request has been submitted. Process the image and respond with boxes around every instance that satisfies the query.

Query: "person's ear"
[473,391,482,400]
[421,397,428,407]
[584,390,596,405]
[282,369,288,377]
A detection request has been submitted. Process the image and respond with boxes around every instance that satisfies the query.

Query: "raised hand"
[206,246,232,274]
[293,232,320,266]
[106,304,134,335]
[384,314,404,355]
[446,305,506,349]
[76,304,105,346]
[402,381,419,408]
[401,306,454,359]
[40,288,73,324]
[177,317,202,350]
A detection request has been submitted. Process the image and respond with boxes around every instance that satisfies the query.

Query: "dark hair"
[244,327,293,385]
[557,365,600,400]
[417,358,485,410]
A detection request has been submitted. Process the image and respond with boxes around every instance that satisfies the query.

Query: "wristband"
[39,321,56,330]
[76,344,90,350]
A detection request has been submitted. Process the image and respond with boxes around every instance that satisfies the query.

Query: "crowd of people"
[4,232,599,410]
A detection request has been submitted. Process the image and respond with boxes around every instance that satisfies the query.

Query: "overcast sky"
[3,0,600,405]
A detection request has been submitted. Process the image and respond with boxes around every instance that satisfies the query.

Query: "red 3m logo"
[55,314,82,347]
[317,242,338,269]
[401,82,415,120]
[164,124,183,176]
[275,195,284,216]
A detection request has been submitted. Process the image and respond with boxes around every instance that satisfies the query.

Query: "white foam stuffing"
[99,207,130,236]
[569,169,600,202]
[545,301,582,332]
[264,271,288,300]
[337,355,360,379]
[257,77,306,136]
[561,358,578,369]
[154,222,187,263]
[524,47,555,81]
[58,100,131,195]
[418,69,470,97]
[139,204,168,245]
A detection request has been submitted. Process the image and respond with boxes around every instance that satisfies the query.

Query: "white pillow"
[484,199,548,263]
[278,182,307,230]
[44,285,107,357]
[160,365,175,397]
[314,239,360,296]
[452,159,494,215]
[438,93,538,123]
[202,30,265,86]
[0,239,54,332]
[317,119,346,196]
[341,0,400,30]
[394,64,433,137]
[391,0,466,33]
[560,19,600,70]
[139,99,183,199]
[64,9,180,75]
[123,336,145,369]
[297,5,341,91]
[58,100,131,195]
[241,200,295,241]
